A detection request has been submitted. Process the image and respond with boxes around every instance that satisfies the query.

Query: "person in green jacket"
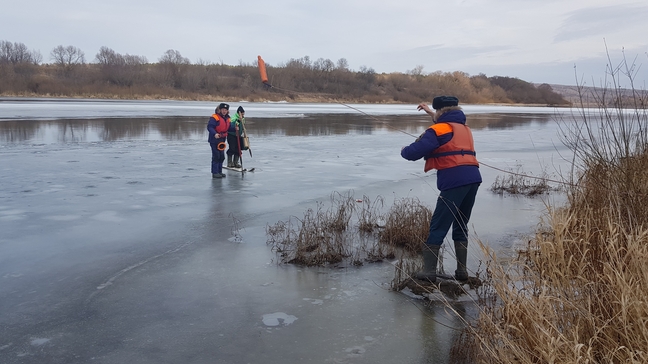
[226,106,247,168]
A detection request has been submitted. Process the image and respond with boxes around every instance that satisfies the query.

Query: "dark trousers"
[226,134,241,157]
[425,183,480,246]
[210,141,225,174]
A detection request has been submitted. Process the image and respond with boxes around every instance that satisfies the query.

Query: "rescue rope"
[479,161,574,187]
[265,82,418,137]
[257,55,573,186]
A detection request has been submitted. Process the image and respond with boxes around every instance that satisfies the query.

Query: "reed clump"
[266,193,432,267]
[459,56,648,363]
[265,194,352,266]
[489,164,557,196]
[266,192,393,266]
[379,197,432,255]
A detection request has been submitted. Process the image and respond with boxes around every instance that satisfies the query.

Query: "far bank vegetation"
[1,40,569,105]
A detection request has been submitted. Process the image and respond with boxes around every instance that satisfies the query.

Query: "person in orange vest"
[207,103,231,178]
[401,96,482,283]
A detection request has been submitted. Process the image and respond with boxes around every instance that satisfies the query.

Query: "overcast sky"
[2,0,647,86]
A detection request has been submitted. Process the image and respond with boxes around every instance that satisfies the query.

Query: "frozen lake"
[0,98,572,363]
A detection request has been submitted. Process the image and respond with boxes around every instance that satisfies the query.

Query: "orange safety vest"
[424,122,478,172]
[212,114,230,134]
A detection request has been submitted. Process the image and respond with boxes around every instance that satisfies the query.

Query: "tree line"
[0,40,569,105]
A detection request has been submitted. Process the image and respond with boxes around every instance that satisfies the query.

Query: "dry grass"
[465,199,648,363]
[264,191,476,299]
[265,201,349,266]
[379,197,433,254]
[457,53,648,363]
[267,192,396,266]
[266,193,434,267]
[266,192,483,299]
[489,164,557,196]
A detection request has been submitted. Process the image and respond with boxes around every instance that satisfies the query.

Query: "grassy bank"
[456,67,648,363]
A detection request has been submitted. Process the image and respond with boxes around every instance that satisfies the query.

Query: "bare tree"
[407,65,425,77]
[94,46,148,86]
[336,58,349,71]
[0,40,42,64]
[123,54,147,65]
[313,58,335,73]
[0,40,13,64]
[96,46,123,66]
[50,45,86,67]
[158,49,190,65]
[157,49,190,88]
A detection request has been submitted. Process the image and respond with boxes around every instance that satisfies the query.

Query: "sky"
[2,0,648,86]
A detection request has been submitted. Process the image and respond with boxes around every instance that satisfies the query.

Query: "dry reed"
[489,164,556,196]
[265,192,481,299]
[457,52,648,363]
[379,197,432,255]
[266,192,410,266]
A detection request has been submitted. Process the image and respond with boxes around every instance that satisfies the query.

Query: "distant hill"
[537,84,642,107]
[542,84,581,104]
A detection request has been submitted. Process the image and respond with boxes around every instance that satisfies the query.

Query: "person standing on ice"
[400,96,482,283]
[207,103,231,178]
[227,106,247,168]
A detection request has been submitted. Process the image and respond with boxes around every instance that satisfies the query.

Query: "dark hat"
[237,106,245,114]
[432,96,459,110]
[217,103,230,110]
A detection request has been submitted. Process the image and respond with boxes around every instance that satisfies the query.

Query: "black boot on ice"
[413,245,440,283]
[454,240,469,281]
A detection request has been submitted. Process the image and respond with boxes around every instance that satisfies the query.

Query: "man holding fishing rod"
[401,96,482,283]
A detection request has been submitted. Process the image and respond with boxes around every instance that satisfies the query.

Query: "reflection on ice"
[0,113,555,144]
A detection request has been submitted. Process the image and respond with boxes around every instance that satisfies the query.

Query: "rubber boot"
[213,162,224,178]
[220,162,226,178]
[227,154,233,168]
[454,240,468,281]
[413,245,440,283]
[233,155,241,168]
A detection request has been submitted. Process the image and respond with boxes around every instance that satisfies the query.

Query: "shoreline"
[0,93,570,108]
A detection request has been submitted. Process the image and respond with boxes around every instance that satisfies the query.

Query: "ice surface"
[0,99,574,363]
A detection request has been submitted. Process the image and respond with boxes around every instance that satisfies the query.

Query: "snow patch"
[30,338,50,346]
[262,312,297,327]
[345,346,366,356]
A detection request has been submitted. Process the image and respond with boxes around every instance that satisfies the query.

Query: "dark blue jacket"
[401,109,482,191]
[207,114,230,143]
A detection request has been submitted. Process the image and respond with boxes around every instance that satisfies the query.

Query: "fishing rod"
[256,55,573,187]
